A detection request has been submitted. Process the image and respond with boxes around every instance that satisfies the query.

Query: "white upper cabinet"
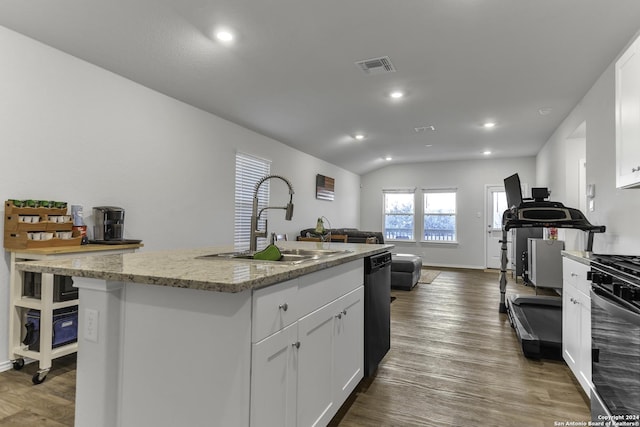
[616,34,640,188]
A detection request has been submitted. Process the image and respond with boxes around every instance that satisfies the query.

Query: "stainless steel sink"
[196,248,352,264]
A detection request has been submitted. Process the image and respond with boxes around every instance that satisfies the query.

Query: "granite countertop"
[561,250,593,266]
[15,241,393,293]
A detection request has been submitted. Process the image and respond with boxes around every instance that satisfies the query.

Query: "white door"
[485,185,510,269]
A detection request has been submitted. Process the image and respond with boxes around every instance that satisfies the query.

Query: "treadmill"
[499,174,605,359]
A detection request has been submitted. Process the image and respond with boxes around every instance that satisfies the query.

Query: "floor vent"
[355,56,396,75]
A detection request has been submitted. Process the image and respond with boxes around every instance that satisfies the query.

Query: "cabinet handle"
[292,341,300,349]
[342,309,347,316]
[570,272,578,277]
[633,166,640,173]
[335,313,342,319]
[279,303,288,312]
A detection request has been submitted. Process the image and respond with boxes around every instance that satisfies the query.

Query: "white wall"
[0,26,360,367]
[537,31,640,255]
[360,157,536,269]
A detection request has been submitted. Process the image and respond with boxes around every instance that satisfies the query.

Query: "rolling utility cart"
[7,244,142,384]
[5,199,143,383]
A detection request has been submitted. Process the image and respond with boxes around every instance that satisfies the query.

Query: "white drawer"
[563,257,590,295]
[297,260,363,318]
[252,279,298,343]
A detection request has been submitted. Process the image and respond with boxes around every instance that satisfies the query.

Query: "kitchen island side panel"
[74,278,126,427]
[74,277,252,427]
[119,282,252,427]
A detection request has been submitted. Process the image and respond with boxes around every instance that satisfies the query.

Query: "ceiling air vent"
[355,56,396,75]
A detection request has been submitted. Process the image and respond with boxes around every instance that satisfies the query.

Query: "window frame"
[234,152,271,252]
[382,189,416,242]
[421,188,458,243]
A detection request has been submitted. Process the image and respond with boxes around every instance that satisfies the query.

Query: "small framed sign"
[316,174,335,201]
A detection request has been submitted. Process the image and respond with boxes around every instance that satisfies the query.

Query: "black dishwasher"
[364,251,392,377]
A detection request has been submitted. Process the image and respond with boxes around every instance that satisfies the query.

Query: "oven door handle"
[591,288,640,326]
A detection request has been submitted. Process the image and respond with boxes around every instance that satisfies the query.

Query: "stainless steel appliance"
[93,206,125,241]
[364,251,392,377]
[589,255,640,424]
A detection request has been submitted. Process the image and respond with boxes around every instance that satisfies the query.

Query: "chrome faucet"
[250,174,295,252]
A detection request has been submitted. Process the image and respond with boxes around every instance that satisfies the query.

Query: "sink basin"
[196,248,352,264]
[279,249,351,257]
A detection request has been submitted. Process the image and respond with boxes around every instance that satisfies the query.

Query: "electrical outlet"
[84,308,99,343]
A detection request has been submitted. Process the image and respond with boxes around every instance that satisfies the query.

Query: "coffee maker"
[93,206,125,241]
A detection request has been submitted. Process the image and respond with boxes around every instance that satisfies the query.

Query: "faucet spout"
[250,175,295,252]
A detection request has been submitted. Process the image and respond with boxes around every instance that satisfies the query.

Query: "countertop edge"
[561,250,592,266]
[15,244,394,293]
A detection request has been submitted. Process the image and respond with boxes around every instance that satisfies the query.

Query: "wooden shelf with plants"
[4,200,81,249]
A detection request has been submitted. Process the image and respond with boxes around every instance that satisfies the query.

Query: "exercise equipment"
[499,174,605,359]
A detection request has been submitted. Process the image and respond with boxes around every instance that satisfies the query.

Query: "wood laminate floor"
[332,268,590,426]
[0,268,589,426]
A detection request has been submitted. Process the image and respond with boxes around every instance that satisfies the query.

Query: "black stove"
[592,254,640,279]
[590,254,640,311]
[589,254,640,422]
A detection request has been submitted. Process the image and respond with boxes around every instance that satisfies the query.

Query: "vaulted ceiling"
[2,0,640,174]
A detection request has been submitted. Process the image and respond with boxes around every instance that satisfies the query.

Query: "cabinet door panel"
[297,301,336,427]
[562,258,590,294]
[252,279,298,343]
[334,286,364,405]
[251,323,298,427]
[578,289,592,391]
[616,35,640,188]
[298,260,363,318]
[563,285,580,370]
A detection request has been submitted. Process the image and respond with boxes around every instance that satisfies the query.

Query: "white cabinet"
[332,287,364,405]
[298,298,338,427]
[616,33,640,188]
[7,245,141,384]
[250,261,364,427]
[297,286,364,427]
[562,256,591,396]
[251,323,298,427]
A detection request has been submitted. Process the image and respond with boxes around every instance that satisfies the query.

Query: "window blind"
[234,152,271,252]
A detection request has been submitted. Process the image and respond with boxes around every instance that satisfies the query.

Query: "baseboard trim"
[0,360,13,373]
[421,263,485,270]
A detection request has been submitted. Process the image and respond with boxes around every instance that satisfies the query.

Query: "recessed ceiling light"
[353,133,366,140]
[483,122,496,129]
[425,144,433,148]
[215,30,234,43]
[483,150,492,155]
[538,108,552,116]
[415,125,436,132]
[390,91,404,99]
[384,156,392,161]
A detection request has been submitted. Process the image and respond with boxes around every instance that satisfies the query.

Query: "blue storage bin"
[23,306,78,352]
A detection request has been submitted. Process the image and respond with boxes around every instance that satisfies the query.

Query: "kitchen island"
[15,241,392,427]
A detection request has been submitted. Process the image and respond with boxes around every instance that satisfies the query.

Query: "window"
[234,152,270,252]
[491,190,507,230]
[383,190,415,241]
[423,190,457,242]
